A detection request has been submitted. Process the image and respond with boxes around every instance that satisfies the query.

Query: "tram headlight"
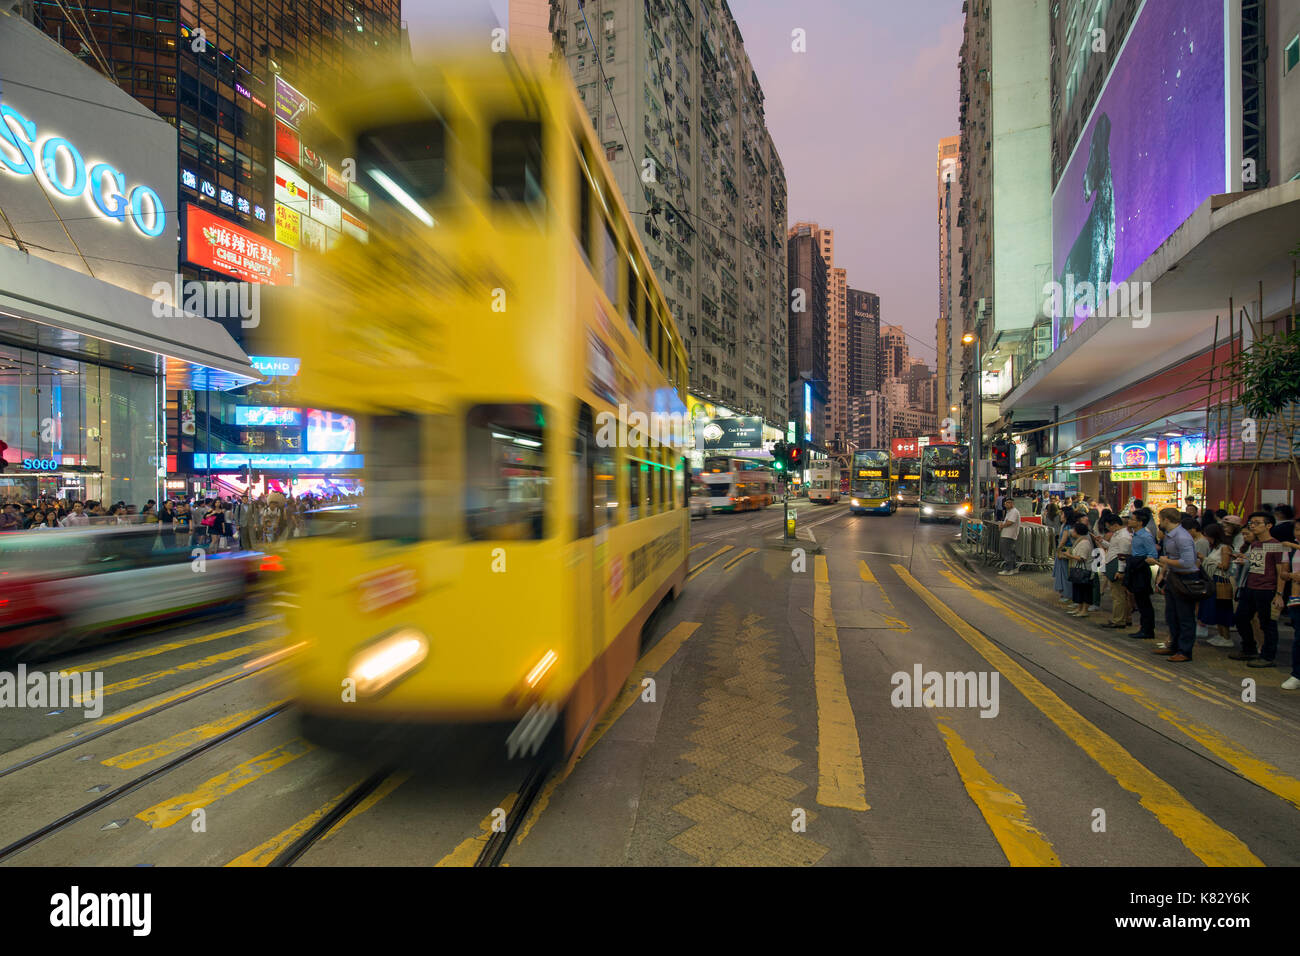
[958,503,971,514]
[923,506,935,515]
[347,628,428,697]
[850,499,860,507]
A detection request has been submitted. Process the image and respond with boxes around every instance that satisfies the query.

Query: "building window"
[1286,35,1300,74]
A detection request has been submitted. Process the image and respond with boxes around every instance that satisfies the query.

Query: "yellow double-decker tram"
[275,52,690,763]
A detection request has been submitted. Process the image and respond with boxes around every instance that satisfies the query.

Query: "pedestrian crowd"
[1028,494,1299,690]
[0,491,355,550]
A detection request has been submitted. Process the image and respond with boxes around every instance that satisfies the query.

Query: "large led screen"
[1051,0,1226,346]
[306,409,357,452]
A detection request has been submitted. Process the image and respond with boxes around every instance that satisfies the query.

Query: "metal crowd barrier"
[959,516,1055,571]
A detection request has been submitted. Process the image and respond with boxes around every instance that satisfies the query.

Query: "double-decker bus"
[276,51,691,765]
[920,443,972,522]
[849,449,895,515]
[894,458,921,506]
[807,459,840,504]
[701,456,776,512]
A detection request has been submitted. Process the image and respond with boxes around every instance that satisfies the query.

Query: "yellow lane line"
[687,545,733,581]
[813,556,869,811]
[893,564,1262,866]
[101,701,290,769]
[934,718,1061,866]
[513,620,703,847]
[858,558,908,628]
[225,772,411,866]
[721,547,759,572]
[75,636,284,703]
[136,738,313,829]
[87,658,293,728]
[435,793,520,867]
[62,620,277,675]
[689,542,707,553]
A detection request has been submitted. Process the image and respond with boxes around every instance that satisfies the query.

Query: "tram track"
[474,761,554,867]
[0,702,291,864]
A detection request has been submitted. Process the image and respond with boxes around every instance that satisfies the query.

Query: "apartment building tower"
[787,225,829,450]
[936,135,963,421]
[551,0,789,428]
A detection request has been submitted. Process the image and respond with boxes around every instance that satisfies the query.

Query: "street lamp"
[962,331,980,509]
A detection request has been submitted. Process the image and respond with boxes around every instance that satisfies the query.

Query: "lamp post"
[962,331,980,510]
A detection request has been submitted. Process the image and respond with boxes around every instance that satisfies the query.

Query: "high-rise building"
[789,221,847,450]
[936,136,962,423]
[846,287,881,401]
[552,0,789,428]
[958,0,1052,453]
[787,226,829,449]
[880,324,908,381]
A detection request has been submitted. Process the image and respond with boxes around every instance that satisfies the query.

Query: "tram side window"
[627,457,641,522]
[575,148,594,264]
[574,404,595,539]
[466,404,548,541]
[491,120,543,204]
[602,218,619,306]
[366,413,424,541]
[626,260,641,335]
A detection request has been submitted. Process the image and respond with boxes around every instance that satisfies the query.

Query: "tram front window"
[357,119,448,225]
[466,404,548,540]
[491,120,544,204]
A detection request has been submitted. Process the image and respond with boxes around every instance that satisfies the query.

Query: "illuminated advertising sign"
[193,452,363,470]
[1112,441,1156,468]
[891,438,919,458]
[275,201,301,249]
[341,208,369,243]
[306,409,357,452]
[0,101,166,237]
[1052,0,1226,345]
[1112,469,1165,482]
[248,356,301,377]
[300,145,325,179]
[803,382,812,442]
[179,390,195,436]
[235,406,302,427]
[694,416,764,450]
[347,181,369,211]
[275,120,300,163]
[274,76,309,128]
[326,164,346,196]
[309,185,342,231]
[274,159,309,215]
[300,216,328,253]
[1157,436,1205,467]
[183,204,293,285]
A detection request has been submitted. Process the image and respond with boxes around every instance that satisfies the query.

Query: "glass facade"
[0,345,162,506]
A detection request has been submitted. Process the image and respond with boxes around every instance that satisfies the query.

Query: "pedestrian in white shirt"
[1099,516,1133,630]
[997,502,1022,575]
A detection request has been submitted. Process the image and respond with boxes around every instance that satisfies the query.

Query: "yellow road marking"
[435,793,520,867]
[101,701,290,769]
[687,545,733,581]
[689,542,707,553]
[515,620,703,845]
[813,556,869,811]
[136,738,312,829]
[225,771,410,866]
[893,564,1262,866]
[858,558,908,628]
[87,658,292,728]
[76,636,284,703]
[934,718,1061,866]
[721,547,758,572]
[62,620,276,675]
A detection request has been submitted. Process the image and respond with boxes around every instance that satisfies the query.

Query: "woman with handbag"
[1065,522,1095,617]
[1199,524,1236,647]
[1053,508,1075,604]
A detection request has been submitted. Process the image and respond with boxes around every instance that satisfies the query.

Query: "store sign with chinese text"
[183,204,293,285]
[275,121,300,163]
[1112,469,1165,481]
[275,201,301,249]
[890,438,919,458]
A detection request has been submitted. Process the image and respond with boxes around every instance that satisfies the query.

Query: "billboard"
[306,409,357,452]
[1051,0,1226,345]
[274,201,301,249]
[274,76,309,128]
[695,416,764,450]
[275,120,300,163]
[183,204,294,285]
[890,438,919,459]
[274,159,309,215]
[194,452,362,470]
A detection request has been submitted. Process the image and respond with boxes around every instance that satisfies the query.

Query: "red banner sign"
[891,438,919,458]
[184,204,293,285]
[275,120,300,163]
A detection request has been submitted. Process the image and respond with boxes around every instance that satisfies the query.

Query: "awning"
[0,244,257,390]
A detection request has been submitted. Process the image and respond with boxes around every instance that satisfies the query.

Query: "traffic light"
[991,440,1011,474]
[788,445,802,473]
[772,440,787,471]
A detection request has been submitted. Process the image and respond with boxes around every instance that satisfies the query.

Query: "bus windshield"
[921,445,970,504]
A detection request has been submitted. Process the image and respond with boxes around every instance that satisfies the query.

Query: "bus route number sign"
[857,469,883,478]
[933,469,961,479]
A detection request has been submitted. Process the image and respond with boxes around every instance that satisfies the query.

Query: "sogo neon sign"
[0,104,166,237]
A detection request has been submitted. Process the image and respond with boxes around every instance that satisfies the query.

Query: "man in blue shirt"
[1126,509,1159,639]
[1152,506,1200,661]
